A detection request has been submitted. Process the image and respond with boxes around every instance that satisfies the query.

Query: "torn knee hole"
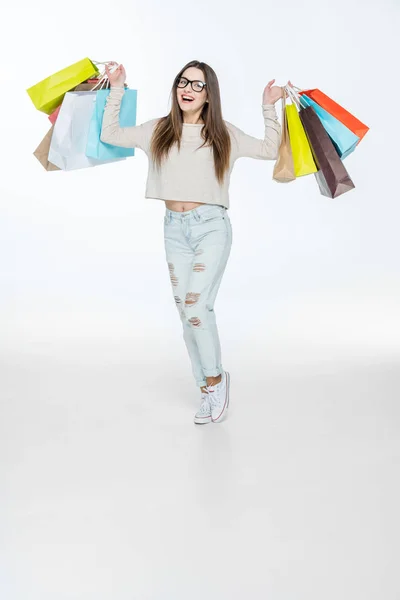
[189,317,201,327]
[193,263,206,272]
[185,292,200,307]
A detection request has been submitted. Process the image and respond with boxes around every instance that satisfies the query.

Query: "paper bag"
[26,57,99,114]
[48,91,126,171]
[273,89,296,182]
[33,125,60,171]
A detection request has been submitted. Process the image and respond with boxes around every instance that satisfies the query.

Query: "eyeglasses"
[175,76,207,93]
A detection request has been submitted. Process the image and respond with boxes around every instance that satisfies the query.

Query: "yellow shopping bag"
[286,103,317,177]
[26,57,100,114]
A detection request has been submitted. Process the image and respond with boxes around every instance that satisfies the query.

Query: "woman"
[101,60,282,425]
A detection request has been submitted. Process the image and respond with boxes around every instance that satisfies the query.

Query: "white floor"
[1,337,399,600]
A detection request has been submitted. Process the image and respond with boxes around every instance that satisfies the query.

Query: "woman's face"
[176,67,208,115]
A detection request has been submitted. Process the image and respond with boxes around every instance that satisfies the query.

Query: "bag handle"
[92,60,119,71]
[90,60,120,91]
[284,84,300,109]
[89,73,109,91]
[281,87,289,136]
[288,83,311,107]
[281,86,288,113]
[284,84,307,110]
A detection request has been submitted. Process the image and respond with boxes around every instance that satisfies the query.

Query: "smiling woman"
[100,58,282,424]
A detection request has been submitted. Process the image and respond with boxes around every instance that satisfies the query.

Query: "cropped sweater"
[100,87,281,209]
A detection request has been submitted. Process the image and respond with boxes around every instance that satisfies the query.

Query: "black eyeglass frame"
[175,76,207,92]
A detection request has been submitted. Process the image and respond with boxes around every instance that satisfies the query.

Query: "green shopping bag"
[26,57,100,114]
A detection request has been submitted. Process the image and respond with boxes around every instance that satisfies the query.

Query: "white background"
[1,1,399,599]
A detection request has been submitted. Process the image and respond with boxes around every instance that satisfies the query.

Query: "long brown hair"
[149,60,231,185]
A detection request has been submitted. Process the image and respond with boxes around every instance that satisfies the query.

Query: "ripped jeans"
[163,203,233,388]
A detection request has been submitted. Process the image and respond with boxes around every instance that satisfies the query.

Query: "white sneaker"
[194,391,212,424]
[207,370,230,423]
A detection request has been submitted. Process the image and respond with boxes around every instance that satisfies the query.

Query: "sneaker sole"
[211,371,230,423]
[194,415,212,424]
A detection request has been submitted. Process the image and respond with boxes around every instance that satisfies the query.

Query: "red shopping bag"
[297,88,369,143]
[48,105,61,124]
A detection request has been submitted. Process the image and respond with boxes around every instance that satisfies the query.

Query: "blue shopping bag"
[86,88,137,159]
[49,92,126,171]
[299,94,359,160]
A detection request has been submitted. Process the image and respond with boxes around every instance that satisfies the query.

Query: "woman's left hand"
[263,79,283,105]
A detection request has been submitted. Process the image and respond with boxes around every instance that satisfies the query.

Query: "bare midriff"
[164,200,206,212]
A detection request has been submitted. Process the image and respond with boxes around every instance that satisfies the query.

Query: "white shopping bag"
[48,91,126,171]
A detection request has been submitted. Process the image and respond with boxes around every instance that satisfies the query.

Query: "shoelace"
[198,394,211,415]
[206,381,221,409]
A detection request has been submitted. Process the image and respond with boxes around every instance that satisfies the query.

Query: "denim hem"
[202,368,223,377]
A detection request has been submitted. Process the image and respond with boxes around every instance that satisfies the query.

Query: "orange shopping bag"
[295,87,369,143]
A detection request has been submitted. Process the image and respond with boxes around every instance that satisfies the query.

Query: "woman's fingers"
[104,62,126,84]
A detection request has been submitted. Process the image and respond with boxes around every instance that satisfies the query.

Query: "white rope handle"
[89,72,109,91]
[285,84,307,110]
[289,84,311,107]
[92,60,119,73]
[291,84,310,109]
[88,60,121,91]
[284,85,300,109]
[92,60,115,67]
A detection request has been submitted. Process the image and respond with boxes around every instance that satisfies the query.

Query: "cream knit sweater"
[100,87,281,209]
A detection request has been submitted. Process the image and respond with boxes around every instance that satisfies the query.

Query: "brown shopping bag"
[286,85,355,198]
[33,125,60,171]
[273,88,295,183]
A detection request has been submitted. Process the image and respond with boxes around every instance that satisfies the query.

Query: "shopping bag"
[26,57,99,115]
[85,89,137,160]
[48,104,61,125]
[286,87,355,198]
[286,102,317,177]
[47,82,103,124]
[297,87,369,143]
[48,91,126,171]
[47,80,128,125]
[299,94,359,159]
[273,89,295,182]
[33,125,60,171]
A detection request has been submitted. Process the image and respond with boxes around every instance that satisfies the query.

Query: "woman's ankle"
[206,374,222,387]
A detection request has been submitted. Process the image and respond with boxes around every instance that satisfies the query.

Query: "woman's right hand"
[105,62,126,88]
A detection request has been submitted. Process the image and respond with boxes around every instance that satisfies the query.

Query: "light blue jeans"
[163,203,233,388]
